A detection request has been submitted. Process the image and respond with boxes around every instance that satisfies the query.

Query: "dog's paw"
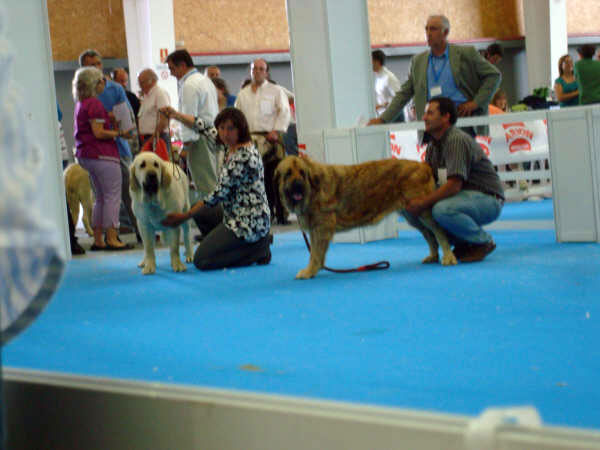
[185,255,193,263]
[141,260,156,274]
[171,259,187,272]
[138,259,146,268]
[441,252,458,266]
[295,268,316,279]
[422,254,439,264]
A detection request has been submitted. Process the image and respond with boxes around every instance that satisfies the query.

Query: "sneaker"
[459,240,496,263]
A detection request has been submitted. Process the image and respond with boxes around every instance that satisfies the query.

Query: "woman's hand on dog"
[161,212,188,227]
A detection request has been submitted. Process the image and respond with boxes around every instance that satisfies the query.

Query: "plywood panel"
[567,0,600,34]
[368,0,523,45]
[174,0,290,53]
[48,0,128,62]
[46,0,600,61]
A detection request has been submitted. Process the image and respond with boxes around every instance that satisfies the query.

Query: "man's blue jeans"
[403,190,503,245]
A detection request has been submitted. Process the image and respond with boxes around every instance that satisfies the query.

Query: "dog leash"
[301,231,390,273]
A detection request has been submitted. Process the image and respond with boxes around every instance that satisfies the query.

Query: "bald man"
[137,68,171,154]
[204,65,221,79]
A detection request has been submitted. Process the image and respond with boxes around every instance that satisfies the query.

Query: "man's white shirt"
[234,81,291,133]
[178,69,219,142]
[138,84,171,135]
[374,66,401,117]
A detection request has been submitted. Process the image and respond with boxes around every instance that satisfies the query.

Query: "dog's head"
[274,156,320,215]
[130,151,171,197]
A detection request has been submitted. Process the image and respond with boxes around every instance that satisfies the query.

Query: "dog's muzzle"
[143,172,159,195]
[285,179,306,206]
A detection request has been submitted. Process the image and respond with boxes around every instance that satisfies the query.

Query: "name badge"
[437,168,448,185]
[430,85,442,97]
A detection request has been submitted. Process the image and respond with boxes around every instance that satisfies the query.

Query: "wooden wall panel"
[48,0,127,62]
[46,0,600,61]
[567,0,600,34]
[173,0,290,53]
[368,0,523,45]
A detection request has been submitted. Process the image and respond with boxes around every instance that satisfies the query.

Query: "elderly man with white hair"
[368,14,501,138]
[137,68,172,155]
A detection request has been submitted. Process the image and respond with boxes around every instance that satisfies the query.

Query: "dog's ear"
[303,159,321,191]
[160,160,172,189]
[129,163,140,192]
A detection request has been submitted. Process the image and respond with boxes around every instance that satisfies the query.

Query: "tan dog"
[130,152,193,275]
[274,156,457,279]
[64,163,94,236]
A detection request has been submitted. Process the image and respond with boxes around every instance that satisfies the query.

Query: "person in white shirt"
[166,49,219,202]
[235,58,291,224]
[372,49,402,117]
[137,68,172,155]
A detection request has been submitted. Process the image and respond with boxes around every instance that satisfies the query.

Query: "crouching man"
[404,96,504,262]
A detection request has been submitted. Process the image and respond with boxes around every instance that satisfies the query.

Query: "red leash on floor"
[301,231,390,273]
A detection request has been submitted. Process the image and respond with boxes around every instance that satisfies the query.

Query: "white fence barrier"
[389,119,552,201]
[307,107,600,243]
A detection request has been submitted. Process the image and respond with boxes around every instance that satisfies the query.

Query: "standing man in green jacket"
[367,15,501,138]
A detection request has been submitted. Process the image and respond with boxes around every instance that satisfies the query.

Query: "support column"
[286,0,375,160]
[122,0,178,106]
[523,0,568,94]
[286,0,397,243]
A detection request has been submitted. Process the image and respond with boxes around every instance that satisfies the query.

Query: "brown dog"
[274,156,457,279]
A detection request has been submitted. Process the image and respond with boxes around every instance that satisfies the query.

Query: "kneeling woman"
[161,107,271,269]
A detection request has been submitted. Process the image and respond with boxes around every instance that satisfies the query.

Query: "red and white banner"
[390,119,549,165]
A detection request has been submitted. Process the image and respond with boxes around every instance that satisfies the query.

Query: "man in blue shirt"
[79,49,140,242]
[368,15,501,139]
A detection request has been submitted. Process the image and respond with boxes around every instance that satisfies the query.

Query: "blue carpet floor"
[4,205,600,430]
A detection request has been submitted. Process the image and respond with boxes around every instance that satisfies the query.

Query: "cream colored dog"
[64,163,94,236]
[275,156,457,279]
[130,152,193,274]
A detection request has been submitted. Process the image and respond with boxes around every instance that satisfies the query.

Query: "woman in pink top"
[73,67,131,251]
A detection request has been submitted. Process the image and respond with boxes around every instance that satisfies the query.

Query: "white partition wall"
[4,1,68,259]
[547,107,599,242]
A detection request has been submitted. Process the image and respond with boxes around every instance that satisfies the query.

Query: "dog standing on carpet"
[64,163,94,236]
[130,152,193,274]
[274,156,457,279]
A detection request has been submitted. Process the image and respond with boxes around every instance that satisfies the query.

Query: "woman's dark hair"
[214,107,251,145]
[429,96,458,125]
[577,44,596,59]
[211,77,230,96]
[166,49,194,68]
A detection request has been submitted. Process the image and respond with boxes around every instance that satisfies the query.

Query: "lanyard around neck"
[429,52,448,84]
